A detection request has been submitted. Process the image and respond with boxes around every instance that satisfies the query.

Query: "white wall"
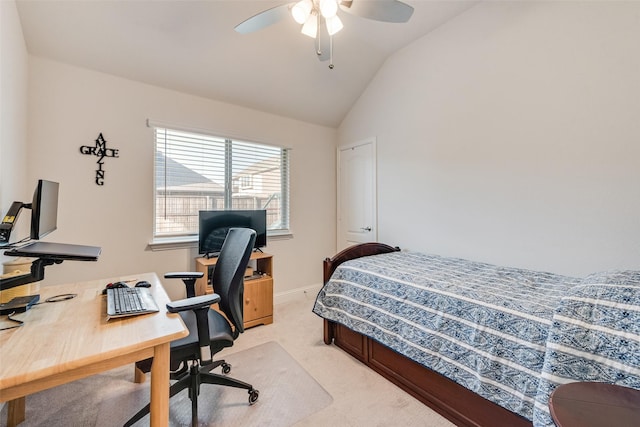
[339,1,640,276]
[0,0,29,267]
[0,5,27,413]
[25,57,336,297]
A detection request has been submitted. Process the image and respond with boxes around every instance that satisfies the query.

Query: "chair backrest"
[213,227,256,335]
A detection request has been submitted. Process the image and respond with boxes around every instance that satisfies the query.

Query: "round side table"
[549,382,640,427]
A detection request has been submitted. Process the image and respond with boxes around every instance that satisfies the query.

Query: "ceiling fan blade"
[234,3,292,34]
[339,0,414,23]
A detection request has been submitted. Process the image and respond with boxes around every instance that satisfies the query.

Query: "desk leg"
[149,342,170,427]
[7,397,25,427]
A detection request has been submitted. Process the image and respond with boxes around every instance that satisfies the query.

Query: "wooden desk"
[0,272,188,426]
[549,382,640,427]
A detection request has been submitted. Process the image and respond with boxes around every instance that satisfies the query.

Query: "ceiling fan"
[235,0,414,69]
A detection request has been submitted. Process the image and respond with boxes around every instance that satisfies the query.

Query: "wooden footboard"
[321,243,532,427]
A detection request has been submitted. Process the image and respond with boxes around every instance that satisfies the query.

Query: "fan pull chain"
[316,14,322,57]
[329,34,334,69]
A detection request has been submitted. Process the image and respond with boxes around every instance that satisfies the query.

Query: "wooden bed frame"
[321,243,532,427]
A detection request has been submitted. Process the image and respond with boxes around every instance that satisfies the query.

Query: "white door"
[337,139,377,251]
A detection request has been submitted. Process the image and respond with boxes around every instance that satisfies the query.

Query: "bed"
[313,243,640,427]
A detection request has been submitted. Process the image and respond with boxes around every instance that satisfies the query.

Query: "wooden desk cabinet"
[195,252,273,328]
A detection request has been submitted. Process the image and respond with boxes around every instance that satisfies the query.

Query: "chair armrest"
[165,272,204,280]
[167,294,220,313]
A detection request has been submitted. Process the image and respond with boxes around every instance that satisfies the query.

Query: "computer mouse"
[102,281,128,294]
[107,281,129,289]
[135,281,151,288]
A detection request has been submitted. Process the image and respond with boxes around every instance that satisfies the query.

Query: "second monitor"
[198,210,267,257]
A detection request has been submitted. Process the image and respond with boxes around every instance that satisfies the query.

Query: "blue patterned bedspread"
[312,251,640,425]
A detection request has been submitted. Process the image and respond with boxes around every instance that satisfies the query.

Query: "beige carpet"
[0,341,333,427]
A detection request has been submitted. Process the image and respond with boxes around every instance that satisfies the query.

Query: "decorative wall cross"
[80,133,119,185]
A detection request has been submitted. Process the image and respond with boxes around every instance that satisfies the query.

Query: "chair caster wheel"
[248,389,259,405]
[222,363,231,374]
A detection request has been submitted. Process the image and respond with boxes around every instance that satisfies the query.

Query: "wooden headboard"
[323,242,400,284]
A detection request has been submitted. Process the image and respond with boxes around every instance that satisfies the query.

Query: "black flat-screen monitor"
[31,179,59,240]
[198,210,267,256]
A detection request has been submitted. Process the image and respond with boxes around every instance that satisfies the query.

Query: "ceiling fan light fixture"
[326,15,343,36]
[236,0,413,69]
[291,0,313,24]
[319,0,338,18]
[301,13,318,38]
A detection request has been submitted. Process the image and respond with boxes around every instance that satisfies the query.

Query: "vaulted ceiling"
[16,0,477,127]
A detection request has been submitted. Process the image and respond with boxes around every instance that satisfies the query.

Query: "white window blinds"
[154,127,290,238]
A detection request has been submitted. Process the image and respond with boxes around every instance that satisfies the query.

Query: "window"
[153,126,290,240]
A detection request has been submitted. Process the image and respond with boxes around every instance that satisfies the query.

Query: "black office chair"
[125,227,259,427]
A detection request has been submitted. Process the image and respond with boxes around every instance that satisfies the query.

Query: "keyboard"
[106,287,159,320]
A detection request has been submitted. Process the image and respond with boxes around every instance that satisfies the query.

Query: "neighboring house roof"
[155,151,224,192]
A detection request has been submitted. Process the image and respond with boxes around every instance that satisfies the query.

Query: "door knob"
[361,226,372,232]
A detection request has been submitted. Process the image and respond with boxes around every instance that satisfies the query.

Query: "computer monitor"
[1,179,101,294]
[198,209,267,257]
[30,179,59,240]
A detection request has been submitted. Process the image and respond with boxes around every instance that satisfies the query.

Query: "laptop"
[4,241,101,261]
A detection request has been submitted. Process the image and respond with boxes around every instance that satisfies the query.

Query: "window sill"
[148,231,293,252]
[148,236,197,251]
